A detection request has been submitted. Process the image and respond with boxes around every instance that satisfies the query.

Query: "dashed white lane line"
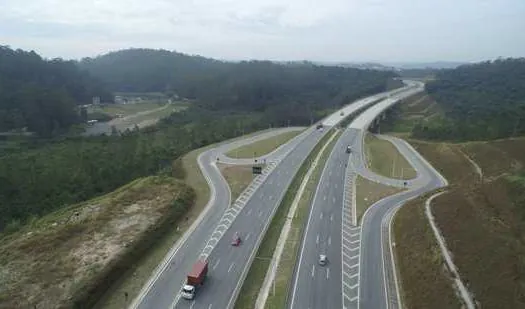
[326,268,330,279]
[320,212,323,219]
[212,259,221,270]
[208,304,213,309]
[311,265,315,277]
[316,234,319,244]
[323,195,327,201]
[228,263,234,273]
[258,211,263,217]
[335,184,338,189]
[330,214,333,222]
[332,197,336,203]
[269,195,273,200]
[328,236,332,246]
[247,209,252,216]
[245,233,251,241]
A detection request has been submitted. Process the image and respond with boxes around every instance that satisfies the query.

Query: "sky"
[0,0,524,63]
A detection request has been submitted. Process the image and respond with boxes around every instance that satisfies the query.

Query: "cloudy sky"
[0,0,524,62]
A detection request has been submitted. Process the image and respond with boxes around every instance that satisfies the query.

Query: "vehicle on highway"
[346,145,352,153]
[231,232,241,246]
[318,254,327,266]
[181,260,208,300]
[316,123,324,130]
[340,111,344,116]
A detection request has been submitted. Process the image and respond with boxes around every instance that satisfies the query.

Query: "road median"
[233,128,340,309]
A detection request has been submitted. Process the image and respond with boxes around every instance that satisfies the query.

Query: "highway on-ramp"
[287,83,425,309]
[130,85,412,309]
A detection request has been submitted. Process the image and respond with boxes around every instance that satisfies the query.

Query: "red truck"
[181,260,208,300]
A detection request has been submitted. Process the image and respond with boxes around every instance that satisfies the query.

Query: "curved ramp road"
[132,84,413,309]
[288,81,444,309]
[130,128,309,309]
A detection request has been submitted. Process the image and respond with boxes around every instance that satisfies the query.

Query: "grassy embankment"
[226,130,303,159]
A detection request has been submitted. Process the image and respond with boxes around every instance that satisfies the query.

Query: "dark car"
[346,146,352,154]
[316,123,324,130]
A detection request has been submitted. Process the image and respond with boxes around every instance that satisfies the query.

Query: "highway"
[130,85,411,309]
[288,81,447,309]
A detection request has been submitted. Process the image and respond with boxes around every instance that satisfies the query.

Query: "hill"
[0,46,111,136]
[412,58,525,140]
[79,49,398,120]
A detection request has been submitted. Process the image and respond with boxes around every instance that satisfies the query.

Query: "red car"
[231,232,241,246]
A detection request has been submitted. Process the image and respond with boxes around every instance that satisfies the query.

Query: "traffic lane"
[290,133,349,309]
[289,152,335,309]
[136,150,232,309]
[175,129,327,309]
[359,177,443,309]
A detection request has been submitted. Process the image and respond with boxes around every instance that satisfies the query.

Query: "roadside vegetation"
[393,137,525,308]
[364,133,417,179]
[226,129,302,159]
[355,176,404,222]
[0,176,194,309]
[234,129,339,309]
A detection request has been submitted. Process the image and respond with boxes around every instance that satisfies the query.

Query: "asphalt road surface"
[288,81,448,309]
[131,83,415,309]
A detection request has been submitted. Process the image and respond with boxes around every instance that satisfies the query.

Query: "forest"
[0,46,111,136]
[412,58,525,140]
[0,47,396,232]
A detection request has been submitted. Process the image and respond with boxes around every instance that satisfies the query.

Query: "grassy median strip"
[233,129,340,309]
[355,175,404,222]
[226,130,303,158]
[365,133,416,179]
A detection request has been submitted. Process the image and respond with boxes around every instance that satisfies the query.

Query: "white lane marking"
[350,272,359,279]
[326,268,330,279]
[320,212,323,219]
[228,263,234,273]
[349,239,360,244]
[311,265,315,277]
[247,209,252,216]
[332,197,336,203]
[190,301,195,309]
[258,211,263,217]
[330,214,333,222]
[329,171,332,176]
[212,259,221,270]
[208,304,213,309]
[269,195,273,200]
[323,195,327,201]
[350,232,360,237]
[328,236,332,246]
[335,184,338,189]
[350,296,358,301]
[246,232,251,241]
[316,234,319,244]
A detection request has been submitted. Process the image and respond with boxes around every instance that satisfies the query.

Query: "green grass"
[226,130,302,158]
[234,129,338,309]
[218,164,257,201]
[364,133,417,180]
[355,175,404,222]
[263,130,340,309]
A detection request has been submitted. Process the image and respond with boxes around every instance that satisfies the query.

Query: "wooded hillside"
[413,58,525,140]
[0,46,111,136]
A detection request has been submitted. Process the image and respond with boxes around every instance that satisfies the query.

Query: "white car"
[319,254,327,266]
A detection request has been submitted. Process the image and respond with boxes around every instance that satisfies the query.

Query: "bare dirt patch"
[0,176,192,309]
